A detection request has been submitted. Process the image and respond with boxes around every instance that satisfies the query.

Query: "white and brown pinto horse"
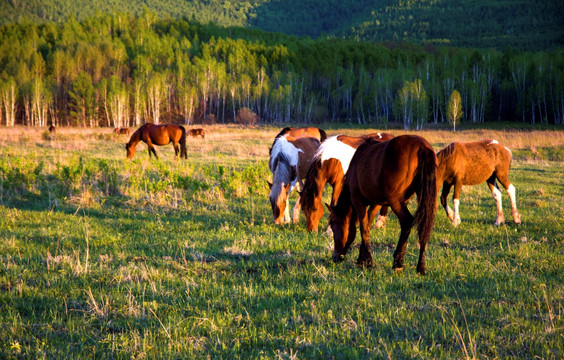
[269,136,320,225]
[329,135,437,274]
[300,133,394,232]
[437,139,521,226]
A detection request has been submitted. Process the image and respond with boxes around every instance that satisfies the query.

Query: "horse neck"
[128,128,142,146]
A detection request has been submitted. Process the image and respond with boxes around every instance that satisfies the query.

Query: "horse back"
[438,140,510,185]
[349,135,432,204]
[289,137,321,180]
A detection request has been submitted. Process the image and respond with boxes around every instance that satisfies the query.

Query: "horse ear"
[267,180,273,189]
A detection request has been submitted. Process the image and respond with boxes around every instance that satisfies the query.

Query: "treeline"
[0,12,563,128]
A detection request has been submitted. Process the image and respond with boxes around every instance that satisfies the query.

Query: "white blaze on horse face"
[316,135,357,173]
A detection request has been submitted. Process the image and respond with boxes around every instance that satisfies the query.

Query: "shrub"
[236,107,259,126]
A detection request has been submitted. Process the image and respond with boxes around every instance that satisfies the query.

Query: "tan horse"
[437,139,521,226]
[329,135,437,274]
[126,123,187,159]
[300,133,394,232]
[269,136,321,224]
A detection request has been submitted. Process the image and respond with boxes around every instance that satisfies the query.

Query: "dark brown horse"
[300,133,394,232]
[126,123,187,159]
[188,128,206,139]
[329,135,437,275]
[268,136,321,224]
[436,139,521,226]
[48,125,56,134]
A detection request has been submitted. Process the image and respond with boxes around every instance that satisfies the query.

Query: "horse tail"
[415,145,438,249]
[318,128,327,142]
[179,125,187,159]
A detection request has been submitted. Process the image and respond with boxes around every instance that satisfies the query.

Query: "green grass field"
[0,125,562,359]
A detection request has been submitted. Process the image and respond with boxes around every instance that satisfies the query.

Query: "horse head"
[269,181,291,224]
[328,188,356,262]
[125,142,136,158]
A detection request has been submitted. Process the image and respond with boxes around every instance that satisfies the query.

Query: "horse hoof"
[452,219,461,226]
[416,267,426,275]
[357,259,373,268]
[332,254,345,263]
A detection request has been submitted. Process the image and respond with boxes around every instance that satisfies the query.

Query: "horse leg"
[291,181,303,223]
[283,197,291,223]
[355,204,373,268]
[292,195,302,223]
[496,173,521,224]
[374,205,389,229]
[389,201,414,272]
[173,142,179,157]
[487,176,505,226]
[440,182,455,222]
[451,181,462,226]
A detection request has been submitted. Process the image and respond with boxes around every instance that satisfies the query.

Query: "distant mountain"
[3,0,563,50]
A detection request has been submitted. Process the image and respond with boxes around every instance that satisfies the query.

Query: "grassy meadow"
[0,125,562,359]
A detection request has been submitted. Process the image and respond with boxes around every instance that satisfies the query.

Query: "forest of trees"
[0,11,563,129]
[3,0,563,51]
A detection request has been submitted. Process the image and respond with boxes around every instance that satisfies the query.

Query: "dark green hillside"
[3,0,564,50]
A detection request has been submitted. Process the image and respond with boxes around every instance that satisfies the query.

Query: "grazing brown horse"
[188,128,206,139]
[48,125,56,134]
[436,139,521,226]
[300,133,394,232]
[329,135,437,275]
[126,123,187,159]
[269,136,321,224]
[114,127,130,135]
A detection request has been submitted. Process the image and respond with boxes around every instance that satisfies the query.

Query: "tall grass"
[0,125,562,359]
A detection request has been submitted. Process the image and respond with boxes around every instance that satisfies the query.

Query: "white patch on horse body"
[315,135,357,173]
[270,136,303,171]
[377,133,382,139]
[488,139,499,145]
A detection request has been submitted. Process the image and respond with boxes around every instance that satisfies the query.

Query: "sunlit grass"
[0,125,562,359]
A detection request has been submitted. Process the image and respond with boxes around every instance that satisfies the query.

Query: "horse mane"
[127,125,145,147]
[436,142,456,162]
[300,157,324,213]
[332,181,352,218]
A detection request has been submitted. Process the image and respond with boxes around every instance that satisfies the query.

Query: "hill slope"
[2,0,563,50]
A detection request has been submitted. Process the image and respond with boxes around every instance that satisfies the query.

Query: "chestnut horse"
[329,135,437,275]
[188,128,206,139]
[300,133,394,232]
[126,123,187,159]
[269,136,320,224]
[437,139,521,226]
